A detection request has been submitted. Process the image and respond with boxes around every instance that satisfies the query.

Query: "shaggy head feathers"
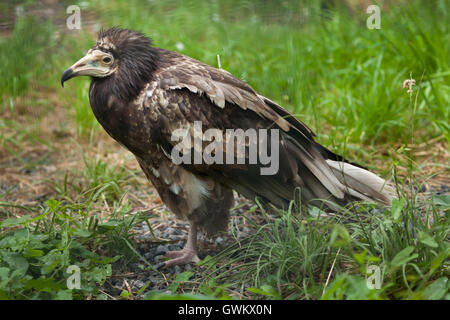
[92,27,159,101]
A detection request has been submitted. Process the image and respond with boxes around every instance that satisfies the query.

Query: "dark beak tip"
[61,68,74,88]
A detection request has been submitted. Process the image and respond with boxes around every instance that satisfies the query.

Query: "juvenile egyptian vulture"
[61,27,394,266]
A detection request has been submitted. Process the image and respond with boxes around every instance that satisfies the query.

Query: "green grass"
[0,0,448,300]
[0,16,56,101]
[90,0,449,146]
[199,194,449,300]
[2,0,448,145]
[0,168,151,299]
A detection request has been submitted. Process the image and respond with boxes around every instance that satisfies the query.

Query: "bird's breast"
[89,84,154,157]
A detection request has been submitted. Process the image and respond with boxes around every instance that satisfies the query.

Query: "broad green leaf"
[354,251,367,264]
[169,271,194,292]
[23,249,44,258]
[429,254,446,274]
[45,199,62,212]
[74,229,92,238]
[432,195,450,207]
[1,252,29,273]
[418,231,438,248]
[0,215,31,228]
[0,267,10,288]
[25,277,64,292]
[391,246,417,267]
[390,198,405,222]
[423,277,448,300]
[329,225,350,247]
[247,285,280,299]
[174,271,194,282]
[55,289,73,300]
[98,219,122,230]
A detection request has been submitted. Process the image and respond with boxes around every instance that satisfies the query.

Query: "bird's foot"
[164,249,200,267]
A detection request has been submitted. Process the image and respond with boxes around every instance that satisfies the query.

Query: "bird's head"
[61,27,159,99]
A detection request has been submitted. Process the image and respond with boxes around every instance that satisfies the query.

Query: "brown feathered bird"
[61,27,394,266]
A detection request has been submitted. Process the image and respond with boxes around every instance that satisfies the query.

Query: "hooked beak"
[61,50,112,87]
[60,68,75,87]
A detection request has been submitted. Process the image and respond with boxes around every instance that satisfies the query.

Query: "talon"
[152,222,200,268]
[165,250,185,259]
[164,249,199,267]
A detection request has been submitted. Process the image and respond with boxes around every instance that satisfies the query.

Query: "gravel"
[155,245,168,256]
[99,199,253,299]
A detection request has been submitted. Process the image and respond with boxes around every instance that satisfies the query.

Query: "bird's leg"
[164,222,200,267]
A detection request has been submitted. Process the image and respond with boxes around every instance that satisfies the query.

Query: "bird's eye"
[103,56,112,64]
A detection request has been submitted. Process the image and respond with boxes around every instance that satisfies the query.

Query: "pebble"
[155,245,168,256]
[153,230,162,237]
[168,234,179,241]
[166,227,176,234]
[154,263,165,270]
[370,208,383,215]
[133,280,145,289]
[144,252,153,260]
[174,265,182,274]
[135,234,148,240]
[109,287,122,296]
[168,244,182,251]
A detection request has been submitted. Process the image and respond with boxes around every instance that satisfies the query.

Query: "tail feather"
[325,159,396,205]
[284,137,395,209]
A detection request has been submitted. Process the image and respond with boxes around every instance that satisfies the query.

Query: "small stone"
[168,244,181,251]
[155,245,168,255]
[109,287,122,296]
[166,227,176,234]
[114,280,123,288]
[370,208,382,215]
[130,263,142,272]
[144,252,153,259]
[21,168,33,175]
[168,234,179,241]
[153,230,161,237]
[135,234,148,240]
[173,228,183,235]
[242,226,250,233]
[134,280,145,289]
[215,237,224,245]
[148,275,161,283]
[174,265,182,274]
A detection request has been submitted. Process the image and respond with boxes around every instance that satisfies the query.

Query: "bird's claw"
[163,249,200,267]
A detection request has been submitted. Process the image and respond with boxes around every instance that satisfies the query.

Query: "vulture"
[61,27,394,267]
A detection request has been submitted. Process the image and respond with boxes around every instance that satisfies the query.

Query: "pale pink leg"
[164,222,200,267]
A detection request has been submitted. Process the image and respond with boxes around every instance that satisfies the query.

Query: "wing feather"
[140,49,394,210]
[156,52,292,131]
